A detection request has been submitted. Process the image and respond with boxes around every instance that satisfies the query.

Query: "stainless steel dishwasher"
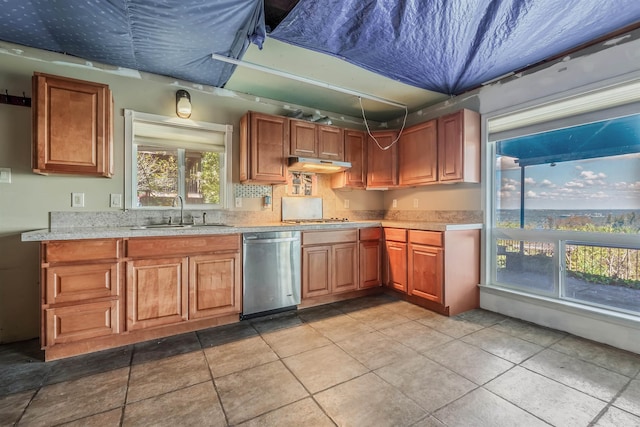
[242,231,301,319]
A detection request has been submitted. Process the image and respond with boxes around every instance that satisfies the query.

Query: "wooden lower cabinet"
[126,257,188,331]
[408,244,443,303]
[189,252,241,319]
[359,227,382,289]
[302,245,332,298]
[333,243,358,293]
[385,241,408,292]
[40,235,241,360]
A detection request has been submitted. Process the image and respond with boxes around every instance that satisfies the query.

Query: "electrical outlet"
[0,167,11,184]
[71,192,85,208]
[392,199,397,208]
[413,198,419,208]
[235,197,242,208]
[110,193,122,208]
[344,199,350,209]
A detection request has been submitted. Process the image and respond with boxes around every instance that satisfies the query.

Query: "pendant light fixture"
[176,89,192,118]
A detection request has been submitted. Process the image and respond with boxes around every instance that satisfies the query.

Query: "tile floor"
[2,293,640,426]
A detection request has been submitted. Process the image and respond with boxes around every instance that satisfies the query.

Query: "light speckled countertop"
[21,221,483,241]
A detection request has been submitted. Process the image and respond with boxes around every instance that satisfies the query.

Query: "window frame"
[483,78,640,317]
[124,109,233,210]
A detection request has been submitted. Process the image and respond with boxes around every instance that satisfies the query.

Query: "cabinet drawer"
[384,228,407,243]
[46,263,119,304]
[408,230,443,247]
[302,229,357,245]
[126,234,240,257]
[45,239,120,263]
[45,300,119,346]
[359,227,381,241]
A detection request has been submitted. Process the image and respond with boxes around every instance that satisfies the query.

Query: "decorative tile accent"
[234,184,272,198]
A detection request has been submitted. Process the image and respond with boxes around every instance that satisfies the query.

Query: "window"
[487,83,640,316]
[125,110,232,209]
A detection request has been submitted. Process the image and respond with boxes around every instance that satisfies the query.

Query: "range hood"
[288,156,351,173]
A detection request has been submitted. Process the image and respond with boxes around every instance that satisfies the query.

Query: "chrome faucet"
[173,195,185,225]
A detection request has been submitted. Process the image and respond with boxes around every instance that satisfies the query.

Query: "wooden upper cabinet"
[398,120,438,186]
[438,109,480,183]
[367,130,398,188]
[290,119,317,157]
[32,72,113,177]
[331,129,366,189]
[317,125,344,160]
[240,112,288,184]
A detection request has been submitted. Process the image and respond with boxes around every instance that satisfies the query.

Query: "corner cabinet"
[367,130,398,188]
[359,227,382,289]
[40,234,241,361]
[438,109,480,183]
[240,111,289,184]
[398,120,438,186]
[384,227,480,316]
[32,72,113,177]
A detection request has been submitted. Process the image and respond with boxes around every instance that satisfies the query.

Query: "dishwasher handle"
[244,237,300,244]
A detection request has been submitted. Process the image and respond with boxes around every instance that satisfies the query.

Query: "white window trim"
[124,109,233,210]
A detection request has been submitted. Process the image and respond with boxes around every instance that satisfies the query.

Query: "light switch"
[0,168,11,184]
[71,193,85,208]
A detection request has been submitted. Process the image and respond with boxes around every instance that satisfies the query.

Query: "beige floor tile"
[59,408,122,426]
[0,389,35,425]
[523,349,629,401]
[127,351,210,403]
[123,382,225,427]
[613,379,640,416]
[595,406,640,427]
[381,300,434,320]
[433,387,548,427]
[551,335,640,377]
[283,344,368,393]
[236,397,334,427]
[486,366,606,426]
[338,330,418,370]
[204,335,278,378]
[375,353,476,412]
[379,321,453,353]
[261,324,331,358]
[491,317,566,347]
[19,367,128,427]
[307,314,373,342]
[412,415,448,426]
[345,305,412,330]
[425,340,513,385]
[416,315,483,338]
[315,373,427,427]
[461,328,543,363]
[454,309,507,327]
[215,360,308,425]
[297,304,343,323]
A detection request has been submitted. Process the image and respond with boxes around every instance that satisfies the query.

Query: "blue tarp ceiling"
[0,1,639,98]
[0,0,265,88]
[271,0,640,95]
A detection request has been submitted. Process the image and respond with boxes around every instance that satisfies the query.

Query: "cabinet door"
[385,241,407,292]
[359,240,381,289]
[332,242,358,293]
[438,109,480,183]
[332,129,366,189]
[408,244,443,303]
[240,112,288,183]
[290,119,317,157]
[32,73,112,177]
[189,252,241,319]
[302,245,332,298]
[45,300,119,346]
[318,125,344,160]
[126,257,188,330]
[45,263,119,304]
[367,131,398,188]
[399,120,437,186]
